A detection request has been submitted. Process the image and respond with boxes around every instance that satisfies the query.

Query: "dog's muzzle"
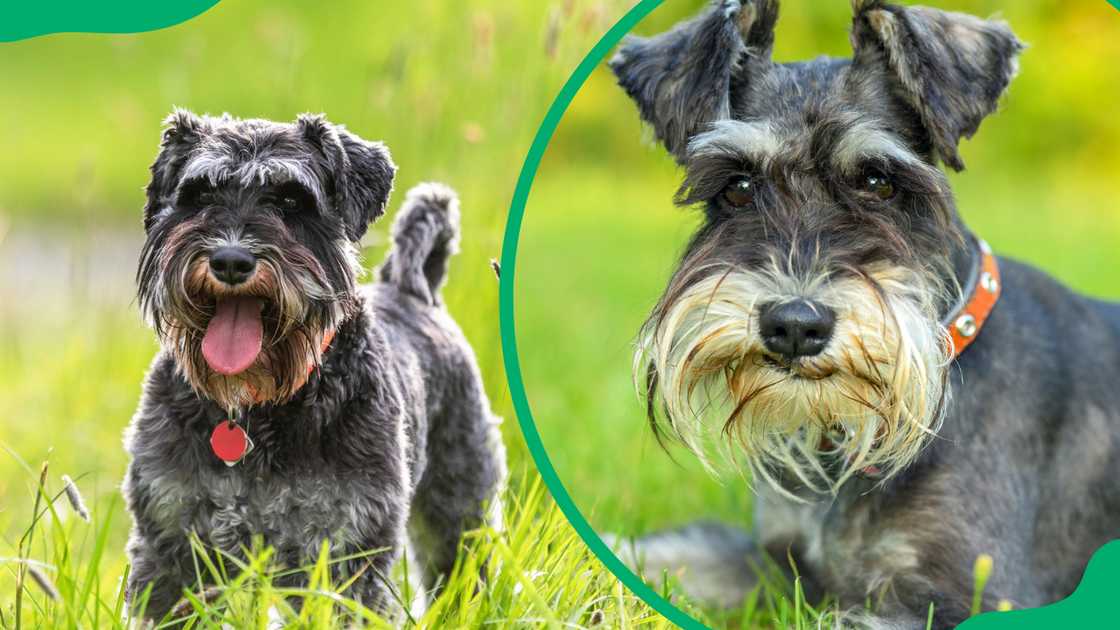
[637,261,954,496]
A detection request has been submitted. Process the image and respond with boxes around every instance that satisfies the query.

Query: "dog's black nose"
[209,247,257,286]
[759,300,835,359]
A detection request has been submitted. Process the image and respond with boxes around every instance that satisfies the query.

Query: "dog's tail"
[379,182,461,306]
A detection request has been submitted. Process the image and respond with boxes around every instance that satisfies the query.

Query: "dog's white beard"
[637,263,952,497]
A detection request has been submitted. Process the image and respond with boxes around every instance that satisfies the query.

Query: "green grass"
[2,451,675,628]
[3,0,1120,627]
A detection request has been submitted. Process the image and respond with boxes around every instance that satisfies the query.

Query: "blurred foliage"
[0,0,623,226]
[2,0,1120,625]
[516,0,1120,541]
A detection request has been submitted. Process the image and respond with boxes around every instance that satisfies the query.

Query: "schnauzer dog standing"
[611,1,1120,627]
[124,110,505,620]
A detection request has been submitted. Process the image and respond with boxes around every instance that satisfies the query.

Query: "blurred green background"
[0,0,635,612]
[515,0,1120,541]
[3,0,1120,624]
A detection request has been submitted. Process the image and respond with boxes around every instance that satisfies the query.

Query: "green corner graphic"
[497,0,1120,628]
[1,0,218,43]
[960,540,1120,629]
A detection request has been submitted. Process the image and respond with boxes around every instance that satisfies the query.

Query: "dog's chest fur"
[124,301,426,566]
[142,460,390,559]
[756,483,937,602]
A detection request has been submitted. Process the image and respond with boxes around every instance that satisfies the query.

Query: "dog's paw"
[600,524,762,610]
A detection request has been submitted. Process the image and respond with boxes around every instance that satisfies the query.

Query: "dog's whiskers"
[638,260,951,498]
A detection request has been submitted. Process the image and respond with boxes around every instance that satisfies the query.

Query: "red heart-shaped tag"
[211,421,250,466]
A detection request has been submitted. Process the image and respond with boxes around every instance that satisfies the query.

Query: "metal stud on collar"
[955,314,978,338]
[980,271,999,294]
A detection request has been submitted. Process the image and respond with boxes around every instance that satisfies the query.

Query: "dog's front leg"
[840,610,931,630]
[121,452,198,622]
[322,462,412,619]
[270,536,404,622]
[335,539,405,619]
[123,528,191,621]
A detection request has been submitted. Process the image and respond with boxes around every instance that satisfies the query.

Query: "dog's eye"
[268,183,314,215]
[178,181,217,208]
[721,178,756,208]
[862,172,896,201]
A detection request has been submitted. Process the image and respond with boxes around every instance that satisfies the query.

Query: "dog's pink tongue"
[202,297,263,375]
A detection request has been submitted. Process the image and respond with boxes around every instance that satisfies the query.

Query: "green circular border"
[500,1,1120,629]
[496,0,706,628]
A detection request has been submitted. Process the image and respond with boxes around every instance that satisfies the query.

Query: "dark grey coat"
[124,182,505,621]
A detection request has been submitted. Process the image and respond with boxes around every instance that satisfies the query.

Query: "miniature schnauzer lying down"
[610,1,1120,627]
[124,111,505,620]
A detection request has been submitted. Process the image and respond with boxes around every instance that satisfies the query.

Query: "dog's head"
[136,110,396,410]
[614,1,1023,494]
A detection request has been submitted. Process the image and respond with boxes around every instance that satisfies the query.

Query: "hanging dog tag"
[211,420,253,466]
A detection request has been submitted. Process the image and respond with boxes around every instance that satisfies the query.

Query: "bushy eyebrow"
[676,114,948,207]
[178,153,328,208]
[674,120,784,206]
[687,120,785,165]
[830,119,922,175]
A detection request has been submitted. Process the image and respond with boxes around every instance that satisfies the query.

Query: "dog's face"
[136,110,396,410]
[614,1,1022,493]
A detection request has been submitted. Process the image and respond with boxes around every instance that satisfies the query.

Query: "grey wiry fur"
[378,183,461,306]
[610,0,779,160]
[125,111,505,621]
[612,2,1120,629]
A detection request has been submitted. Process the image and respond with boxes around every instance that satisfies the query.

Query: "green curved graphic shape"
[499,0,703,627]
[960,540,1120,629]
[1,0,218,43]
[498,0,1120,629]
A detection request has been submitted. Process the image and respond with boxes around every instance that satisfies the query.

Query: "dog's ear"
[144,108,210,231]
[336,131,396,241]
[298,113,396,242]
[850,1,1024,171]
[609,0,779,161]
